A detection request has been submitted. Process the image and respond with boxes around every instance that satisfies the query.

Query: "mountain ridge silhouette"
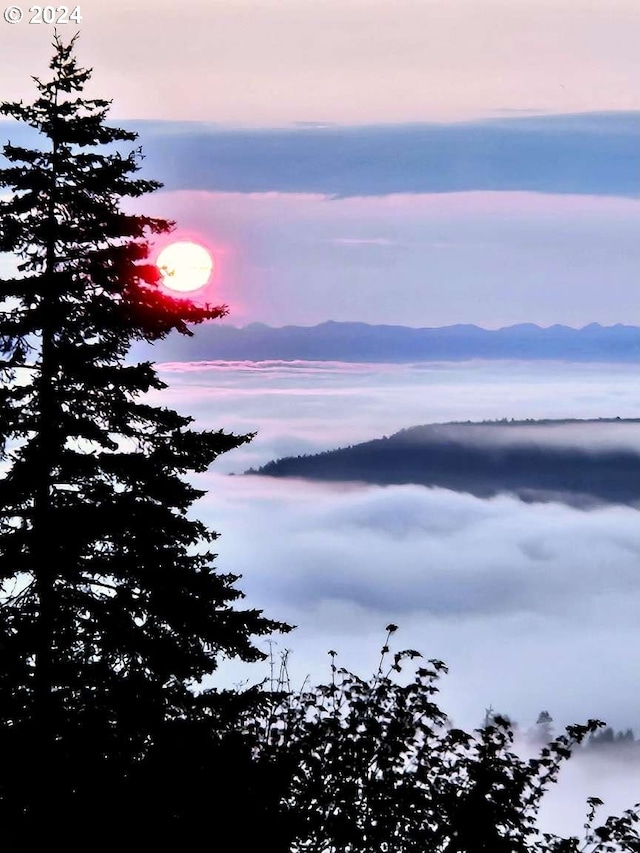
[148,322,640,363]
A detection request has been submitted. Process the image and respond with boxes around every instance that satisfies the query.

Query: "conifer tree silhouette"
[0,35,289,836]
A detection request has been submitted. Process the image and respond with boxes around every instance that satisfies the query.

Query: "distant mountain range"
[150,322,640,363]
[247,418,640,508]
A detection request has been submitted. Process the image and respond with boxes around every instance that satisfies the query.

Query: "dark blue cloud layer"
[126,112,640,198]
[1,112,638,197]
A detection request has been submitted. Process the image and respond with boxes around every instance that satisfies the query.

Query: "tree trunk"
[32,96,60,824]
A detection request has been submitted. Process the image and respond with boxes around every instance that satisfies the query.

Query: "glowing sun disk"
[157,241,213,292]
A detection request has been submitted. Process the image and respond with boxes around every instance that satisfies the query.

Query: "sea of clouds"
[148,357,640,837]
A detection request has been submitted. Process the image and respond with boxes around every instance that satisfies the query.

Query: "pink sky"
[132,189,640,328]
[2,3,638,329]
[2,0,640,124]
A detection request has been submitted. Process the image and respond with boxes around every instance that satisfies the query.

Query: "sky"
[1,1,639,328]
[3,1,640,124]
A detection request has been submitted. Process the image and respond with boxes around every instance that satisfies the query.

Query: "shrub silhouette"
[242,627,640,852]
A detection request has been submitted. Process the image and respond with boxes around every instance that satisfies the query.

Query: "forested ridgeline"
[250,419,640,507]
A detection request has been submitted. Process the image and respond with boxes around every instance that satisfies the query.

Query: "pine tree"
[0,34,289,833]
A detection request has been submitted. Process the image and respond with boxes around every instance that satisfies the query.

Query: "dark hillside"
[249,418,640,507]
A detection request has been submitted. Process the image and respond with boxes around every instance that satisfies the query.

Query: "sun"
[156,241,214,293]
